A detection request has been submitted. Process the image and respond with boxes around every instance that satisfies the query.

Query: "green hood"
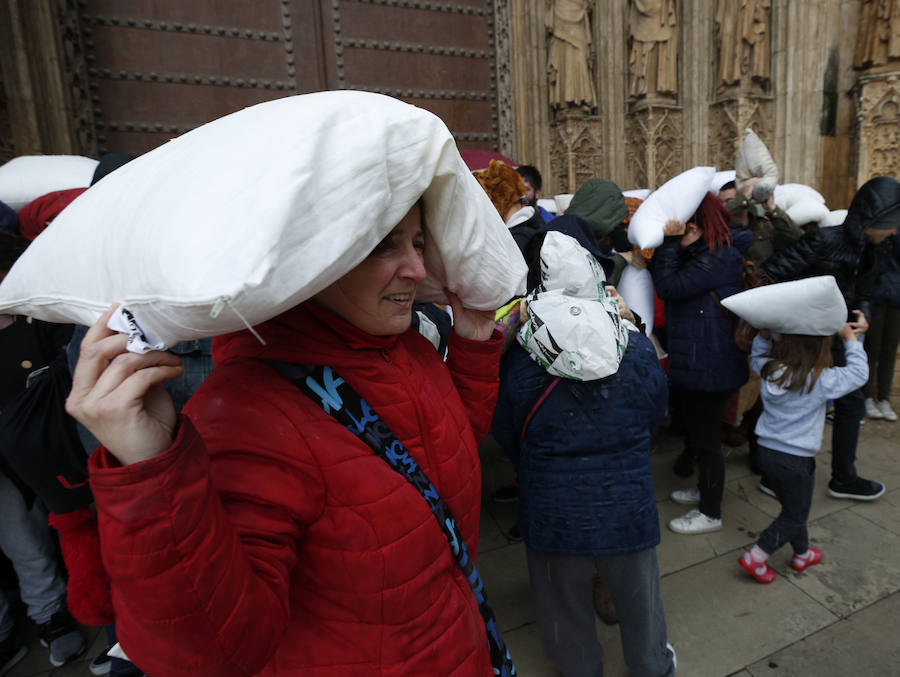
[565,179,627,239]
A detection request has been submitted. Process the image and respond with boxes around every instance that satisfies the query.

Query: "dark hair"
[523,232,547,291]
[515,165,542,191]
[0,231,29,277]
[692,192,733,251]
[719,180,736,191]
[761,334,832,393]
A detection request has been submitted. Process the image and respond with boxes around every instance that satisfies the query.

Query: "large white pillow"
[721,276,847,336]
[617,265,655,335]
[710,170,736,195]
[0,91,526,349]
[785,199,830,227]
[735,129,778,197]
[0,155,98,211]
[773,183,825,210]
[823,209,847,227]
[627,166,715,249]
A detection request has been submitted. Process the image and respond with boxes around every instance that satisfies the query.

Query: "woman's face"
[314,203,426,336]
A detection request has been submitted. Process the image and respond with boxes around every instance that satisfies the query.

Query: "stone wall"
[509,0,892,210]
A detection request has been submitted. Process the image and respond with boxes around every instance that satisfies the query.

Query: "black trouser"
[830,338,864,483]
[863,303,900,401]
[680,390,733,519]
[756,445,815,555]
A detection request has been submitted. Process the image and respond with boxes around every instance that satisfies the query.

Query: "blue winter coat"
[650,229,752,392]
[492,330,667,556]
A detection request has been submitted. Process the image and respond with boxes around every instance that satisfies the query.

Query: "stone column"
[508,0,553,189]
[0,0,96,158]
[770,0,831,186]
[681,0,714,169]
[592,0,628,186]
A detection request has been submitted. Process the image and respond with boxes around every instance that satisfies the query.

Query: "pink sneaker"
[739,553,777,584]
[791,547,823,572]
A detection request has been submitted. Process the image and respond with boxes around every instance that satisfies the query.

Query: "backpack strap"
[266,360,516,677]
[520,377,561,446]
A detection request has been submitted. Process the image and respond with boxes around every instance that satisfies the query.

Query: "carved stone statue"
[546,0,597,110]
[628,0,679,98]
[715,0,772,88]
[855,0,900,70]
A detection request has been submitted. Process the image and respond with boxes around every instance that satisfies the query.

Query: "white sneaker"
[667,642,677,670]
[671,487,701,505]
[865,397,884,419]
[669,508,722,534]
[877,399,897,422]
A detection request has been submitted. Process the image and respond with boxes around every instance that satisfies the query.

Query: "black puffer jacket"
[872,231,900,307]
[761,177,900,319]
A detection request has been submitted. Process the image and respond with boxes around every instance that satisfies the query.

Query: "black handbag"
[0,353,92,513]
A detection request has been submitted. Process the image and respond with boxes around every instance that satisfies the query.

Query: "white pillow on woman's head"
[710,170,736,195]
[627,166,716,249]
[623,188,651,200]
[0,155,98,211]
[721,276,847,336]
[0,91,526,350]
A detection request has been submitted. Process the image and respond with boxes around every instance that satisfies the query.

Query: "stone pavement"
[478,390,900,677]
[7,394,899,677]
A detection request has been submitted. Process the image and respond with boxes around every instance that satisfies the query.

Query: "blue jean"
[756,445,815,555]
[0,471,66,640]
[526,547,674,677]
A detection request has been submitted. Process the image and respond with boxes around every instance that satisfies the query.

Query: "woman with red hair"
[650,193,753,534]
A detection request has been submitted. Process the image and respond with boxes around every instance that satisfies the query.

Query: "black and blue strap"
[267,361,516,677]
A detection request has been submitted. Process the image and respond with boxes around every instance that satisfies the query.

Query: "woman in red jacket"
[66,202,506,676]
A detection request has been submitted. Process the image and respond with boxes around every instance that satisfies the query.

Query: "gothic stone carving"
[708,96,773,170]
[628,0,678,100]
[855,0,900,71]
[625,105,683,189]
[856,73,900,183]
[546,0,597,110]
[715,0,772,92]
[549,109,603,193]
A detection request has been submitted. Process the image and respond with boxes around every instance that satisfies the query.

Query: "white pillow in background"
[0,91,526,349]
[0,155,98,211]
[735,129,778,195]
[785,199,830,228]
[617,265,655,335]
[623,189,651,200]
[554,193,574,212]
[710,170,736,195]
[627,166,715,249]
[773,183,826,210]
[823,209,847,227]
[721,276,847,336]
[537,198,558,214]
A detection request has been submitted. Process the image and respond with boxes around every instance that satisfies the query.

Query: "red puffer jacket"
[88,302,502,676]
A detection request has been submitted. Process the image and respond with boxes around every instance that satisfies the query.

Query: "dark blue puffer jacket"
[650,228,752,392]
[492,330,667,556]
[872,231,900,307]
